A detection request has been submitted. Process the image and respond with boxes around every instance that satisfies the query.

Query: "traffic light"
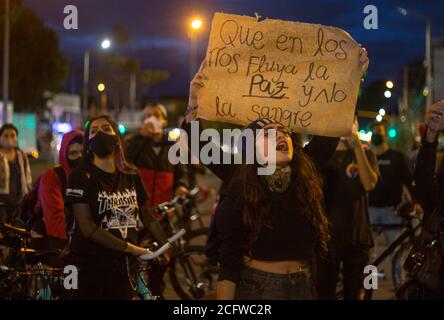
[118,124,127,135]
[388,128,397,138]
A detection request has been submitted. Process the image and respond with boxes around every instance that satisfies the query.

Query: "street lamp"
[385,81,394,89]
[191,19,203,30]
[101,39,111,50]
[97,83,105,92]
[82,39,112,119]
[384,90,392,98]
[398,7,432,111]
[379,108,386,116]
[97,83,107,114]
[189,18,203,80]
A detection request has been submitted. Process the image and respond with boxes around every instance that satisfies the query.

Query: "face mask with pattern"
[263,165,292,193]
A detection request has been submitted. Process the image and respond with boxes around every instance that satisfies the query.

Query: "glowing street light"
[386,81,394,89]
[189,18,204,80]
[191,19,203,30]
[83,38,112,118]
[97,83,105,92]
[384,90,392,98]
[376,114,383,122]
[101,38,111,49]
[379,108,386,116]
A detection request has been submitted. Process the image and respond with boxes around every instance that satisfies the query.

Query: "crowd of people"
[0,45,443,300]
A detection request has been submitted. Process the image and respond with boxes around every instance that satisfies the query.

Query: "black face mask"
[371,133,384,146]
[67,157,82,169]
[89,131,118,157]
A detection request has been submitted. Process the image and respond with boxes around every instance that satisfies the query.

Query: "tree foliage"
[0,0,68,112]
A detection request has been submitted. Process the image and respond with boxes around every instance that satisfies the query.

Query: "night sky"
[21,0,444,99]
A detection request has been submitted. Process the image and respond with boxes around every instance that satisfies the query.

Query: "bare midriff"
[244,256,309,274]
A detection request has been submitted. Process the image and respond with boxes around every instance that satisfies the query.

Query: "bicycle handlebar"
[155,187,200,213]
[137,228,186,261]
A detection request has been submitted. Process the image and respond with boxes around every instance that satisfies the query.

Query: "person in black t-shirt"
[368,121,413,273]
[65,115,169,300]
[317,118,379,300]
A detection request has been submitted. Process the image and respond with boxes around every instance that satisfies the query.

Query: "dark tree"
[0,0,68,112]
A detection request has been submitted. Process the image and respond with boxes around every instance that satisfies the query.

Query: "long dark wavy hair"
[83,115,137,174]
[230,132,330,258]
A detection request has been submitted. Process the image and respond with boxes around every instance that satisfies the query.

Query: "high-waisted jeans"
[235,266,315,300]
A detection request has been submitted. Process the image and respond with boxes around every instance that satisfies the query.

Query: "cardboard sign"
[197,13,363,137]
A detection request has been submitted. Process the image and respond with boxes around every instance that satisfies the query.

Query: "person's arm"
[414,132,438,216]
[182,62,235,181]
[346,133,379,192]
[71,203,149,256]
[180,120,234,181]
[413,101,444,217]
[39,169,67,240]
[139,204,168,246]
[303,136,339,167]
[215,195,246,300]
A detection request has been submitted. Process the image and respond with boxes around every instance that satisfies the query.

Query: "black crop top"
[215,189,317,284]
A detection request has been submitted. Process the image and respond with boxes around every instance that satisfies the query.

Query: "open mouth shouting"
[276,140,289,152]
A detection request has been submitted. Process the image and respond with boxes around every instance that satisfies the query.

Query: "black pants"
[235,267,315,300]
[316,244,370,300]
[66,255,133,300]
[147,262,167,299]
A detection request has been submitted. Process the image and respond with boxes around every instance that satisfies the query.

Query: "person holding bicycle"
[182,48,369,300]
[0,124,32,225]
[64,115,169,300]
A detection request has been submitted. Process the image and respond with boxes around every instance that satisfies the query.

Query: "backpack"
[21,166,66,235]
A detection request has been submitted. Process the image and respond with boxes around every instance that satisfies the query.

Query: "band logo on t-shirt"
[98,188,139,239]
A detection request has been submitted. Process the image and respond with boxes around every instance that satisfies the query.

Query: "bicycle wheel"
[392,241,412,290]
[169,245,218,300]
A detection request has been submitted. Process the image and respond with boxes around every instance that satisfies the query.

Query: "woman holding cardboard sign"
[183,47,368,300]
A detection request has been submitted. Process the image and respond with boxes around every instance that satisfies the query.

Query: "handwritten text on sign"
[197,13,362,137]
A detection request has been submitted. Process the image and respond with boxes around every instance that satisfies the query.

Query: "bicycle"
[363,202,422,299]
[131,229,186,300]
[0,222,64,300]
[153,188,218,300]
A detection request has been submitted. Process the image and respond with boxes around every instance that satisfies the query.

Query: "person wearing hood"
[0,124,32,225]
[36,130,84,246]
